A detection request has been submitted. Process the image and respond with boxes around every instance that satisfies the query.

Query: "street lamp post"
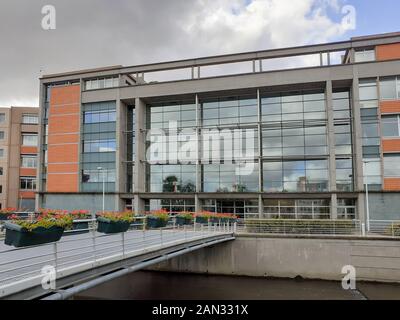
[97,167,105,213]
[363,160,371,233]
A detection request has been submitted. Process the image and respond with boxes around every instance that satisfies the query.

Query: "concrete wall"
[42,193,116,212]
[150,235,400,283]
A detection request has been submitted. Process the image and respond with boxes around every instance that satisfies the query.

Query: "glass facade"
[333,90,354,191]
[81,101,116,192]
[144,199,195,214]
[263,199,330,219]
[359,79,382,190]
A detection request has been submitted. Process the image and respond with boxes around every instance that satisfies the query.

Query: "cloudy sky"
[0,0,399,107]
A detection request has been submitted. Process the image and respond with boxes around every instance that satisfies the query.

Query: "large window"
[384,154,400,177]
[263,159,329,192]
[82,168,116,183]
[0,131,4,140]
[85,77,119,90]
[149,101,196,129]
[203,199,259,218]
[382,115,400,137]
[363,158,382,190]
[0,113,5,123]
[83,139,116,153]
[81,101,117,192]
[380,76,400,100]
[20,177,37,190]
[144,199,195,214]
[22,114,38,124]
[263,199,330,219]
[202,95,258,126]
[203,162,259,192]
[21,155,37,168]
[336,158,353,191]
[261,91,326,123]
[354,49,376,63]
[22,134,38,146]
[359,79,378,109]
[148,164,196,193]
[84,110,116,124]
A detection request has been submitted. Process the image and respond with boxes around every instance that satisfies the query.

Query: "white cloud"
[0,0,351,106]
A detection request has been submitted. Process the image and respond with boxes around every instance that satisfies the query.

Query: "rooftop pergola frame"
[40,32,400,86]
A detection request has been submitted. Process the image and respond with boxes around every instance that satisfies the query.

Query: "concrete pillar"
[195,194,202,213]
[352,73,366,225]
[326,80,337,219]
[134,98,147,214]
[134,194,145,214]
[257,89,263,219]
[258,194,263,219]
[115,98,127,210]
[331,194,338,220]
[195,94,202,194]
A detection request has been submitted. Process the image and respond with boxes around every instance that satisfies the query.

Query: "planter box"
[0,214,10,221]
[146,217,168,229]
[97,217,130,234]
[175,217,192,226]
[195,217,209,224]
[4,222,64,248]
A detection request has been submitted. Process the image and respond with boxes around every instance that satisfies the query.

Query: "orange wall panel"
[382,139,400,153]
[48,114,80,134]
[20,146,37,154]
[48,133,79,144]
[19,191,35,199]
[47,174,79,192]
[380,101,400,114]
[384,178,400,191]
[50,85,81,106]
[48,163,79,174]
[50,104,80,115]
[20,168,37,176]
[47,84,81,193]
[47,144,79,164]
[376,43,400,61]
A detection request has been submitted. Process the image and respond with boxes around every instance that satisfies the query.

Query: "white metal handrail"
[0,219,235,298]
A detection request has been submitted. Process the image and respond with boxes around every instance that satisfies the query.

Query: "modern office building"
[0,107,38,210]
[37,32,400,224]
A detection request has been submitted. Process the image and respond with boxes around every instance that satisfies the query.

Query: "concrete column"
[351,72,366,225]
[134,194,145,214]
[258,194,263,219]
[326,80,337,219]
[195,94,202,213]
[257,89,263,218]
[134,98,147,214]
[115,98,127,211]
[195,194,202,213]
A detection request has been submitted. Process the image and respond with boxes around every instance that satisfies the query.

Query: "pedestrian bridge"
[0,223,235,300]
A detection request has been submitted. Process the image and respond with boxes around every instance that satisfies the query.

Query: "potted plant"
[0,208,17,221]
[4,213,73,248]
[175,212,194,226]
[194,211,214,224]
[69,210,91,232]
[146,210,169,228]
[97,211,134,234]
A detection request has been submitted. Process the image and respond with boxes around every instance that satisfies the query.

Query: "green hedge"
[385,223,400,237]
[244,219,356,235]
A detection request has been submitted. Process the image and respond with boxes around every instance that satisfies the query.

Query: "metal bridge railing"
[235,219,363,236]
[369,220,400,237]
[0,218,235,296]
